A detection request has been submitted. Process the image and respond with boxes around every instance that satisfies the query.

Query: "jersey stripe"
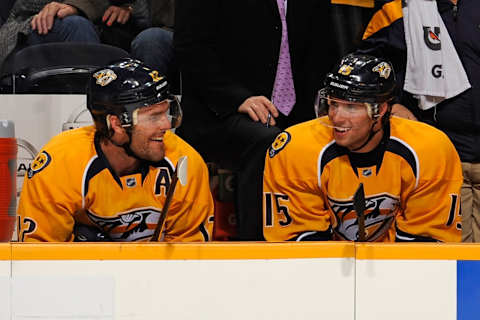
[389,136,420,189]
[82,155,99,207]
[318,140,347,188]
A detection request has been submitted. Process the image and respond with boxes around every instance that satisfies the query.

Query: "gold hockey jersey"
[263,116,462,242]
[17,126,214,242]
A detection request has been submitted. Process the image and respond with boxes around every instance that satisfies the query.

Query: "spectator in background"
[0,0,175,78]
[0,1,141,68]
[0,0,16,27]
[28,0,150,51]
[360,0,478,242]
[17,58,214,242]
[263,53,462,242]
[131,0,176,88]
[174,0,339,240]
[330,0,376,57]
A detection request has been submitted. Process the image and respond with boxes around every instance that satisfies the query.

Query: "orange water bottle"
[0,120,17,242]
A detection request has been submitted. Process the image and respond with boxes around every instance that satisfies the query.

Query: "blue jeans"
[27,15,100,45]
[130,27,174,76]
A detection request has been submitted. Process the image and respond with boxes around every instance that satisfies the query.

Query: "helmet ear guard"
[365,103,380,119]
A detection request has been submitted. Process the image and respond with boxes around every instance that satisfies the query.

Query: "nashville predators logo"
[328,193,399,241]
[27,151,51,179]
[269,131,291,158]
[372,62,392,79]
[86,207,162,241]
[149,70,163,82]
[93,69,117,87]
[338,64,353,76]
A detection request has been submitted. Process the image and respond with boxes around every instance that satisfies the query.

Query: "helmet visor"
[167,95,183,129]
[314,88,369,118]
[132,95,183,129]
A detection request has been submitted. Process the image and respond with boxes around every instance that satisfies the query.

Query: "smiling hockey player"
[17,58,213,242]
[263,53,462,242]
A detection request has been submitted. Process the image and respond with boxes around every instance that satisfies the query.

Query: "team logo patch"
[328,192,399,241]
[338,64,353,76]
[86,207,162,241]
[125,177,137,188]
[27,151,51,179]
[362,168,372,177]
[423,26,441,51]
[372,62,392,79]
[93,69,117,86]
[269,131,291,158]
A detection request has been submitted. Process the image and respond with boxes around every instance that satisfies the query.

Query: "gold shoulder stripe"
[331,0,374,8]
[362,0,403,40]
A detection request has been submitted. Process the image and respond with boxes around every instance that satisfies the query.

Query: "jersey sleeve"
[162,151,214,242]
[17,149,82,242]
[396,134,462,242]
[263,131,332,241]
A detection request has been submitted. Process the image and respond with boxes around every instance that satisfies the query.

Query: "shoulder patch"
[27,151,51,179]
[269,131,291,158]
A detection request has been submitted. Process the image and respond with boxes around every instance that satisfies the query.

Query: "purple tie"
[272,0,296,116]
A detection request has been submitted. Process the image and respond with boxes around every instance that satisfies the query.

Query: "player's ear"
[378,102,389,118]
[107,114,126,138]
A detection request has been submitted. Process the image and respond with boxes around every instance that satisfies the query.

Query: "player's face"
[129,100,172,162]
[327,97,374,151]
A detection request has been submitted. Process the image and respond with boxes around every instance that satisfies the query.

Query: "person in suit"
[174,0,339,240]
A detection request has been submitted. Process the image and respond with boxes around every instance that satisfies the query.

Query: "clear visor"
[132,95,183,129]
[314,88,371,118]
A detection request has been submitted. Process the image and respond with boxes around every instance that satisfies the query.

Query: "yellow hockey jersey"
[17,126,214,242]
[263,116,462,242]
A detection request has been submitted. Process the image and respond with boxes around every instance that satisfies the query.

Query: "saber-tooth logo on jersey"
[86,207,161,241]
[328,193,399,241]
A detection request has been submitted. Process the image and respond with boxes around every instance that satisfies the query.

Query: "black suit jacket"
[175,0,338,133]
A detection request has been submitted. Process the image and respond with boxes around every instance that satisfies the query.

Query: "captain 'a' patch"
[269,131,291,158]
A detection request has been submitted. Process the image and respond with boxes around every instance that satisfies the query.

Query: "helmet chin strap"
[350,118,382,152]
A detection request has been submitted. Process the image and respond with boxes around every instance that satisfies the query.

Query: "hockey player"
[263,53,462,242]
[17,58,214,242]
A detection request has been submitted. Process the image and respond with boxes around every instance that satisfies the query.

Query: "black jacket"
[174,0,338,133]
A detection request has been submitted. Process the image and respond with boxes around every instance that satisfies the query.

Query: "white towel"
[402,0,470,110]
